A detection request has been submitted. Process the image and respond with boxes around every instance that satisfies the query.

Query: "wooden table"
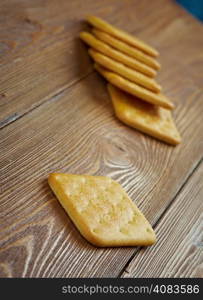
[0,0,203,278]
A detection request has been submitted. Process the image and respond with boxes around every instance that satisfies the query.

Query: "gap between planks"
[0,70,94,129]
[117,156,203,278]
[1,0,202,129]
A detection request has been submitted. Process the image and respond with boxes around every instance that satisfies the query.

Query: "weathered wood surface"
[121,162,203,278]
[1,0,203,127]
[0,71,202,277]
[0,0,203,277]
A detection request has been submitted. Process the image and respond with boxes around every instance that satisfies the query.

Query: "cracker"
[95,64,174,110]
[48,173,156,247]
[86,15,158,57]
[80,31,156,77]
[89,48,161,92]
[92,28,160,70]
[108,84,181,145]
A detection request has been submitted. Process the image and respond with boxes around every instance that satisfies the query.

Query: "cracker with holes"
[48,173,156,247]
[108,84,181,145]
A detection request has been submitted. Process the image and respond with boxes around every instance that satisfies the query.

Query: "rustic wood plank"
[1,0,203,278]
[1,0,203,127]
[0,62,203,277]
[0,0,158,127]
[121,161,203,278]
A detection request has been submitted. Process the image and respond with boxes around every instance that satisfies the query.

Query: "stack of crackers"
[80,16,181,145]
[48,17,185,248]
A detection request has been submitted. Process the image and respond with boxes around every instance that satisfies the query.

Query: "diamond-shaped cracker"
[108,84,181,145]
[48,173,156,247]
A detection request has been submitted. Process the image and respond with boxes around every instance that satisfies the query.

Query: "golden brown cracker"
[89,48,161,92]
[95,64,174,110]
[92,28,160,70]
[108,84,181,145]
[87,15,159,57]
[48,173,156,247]
[80,31,156,77]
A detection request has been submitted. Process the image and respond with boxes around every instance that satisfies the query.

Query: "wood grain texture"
[121,162,203,278]
[0,0,161,127]
[0,68,202,277]
[1,0,203,127]
[1,0,203,278]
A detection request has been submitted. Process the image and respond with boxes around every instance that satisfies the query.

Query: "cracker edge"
[86,15,159,57]
[94,63,174,110]
[48,173,156,247]
[107,84,181,146]
[48,173,106,247]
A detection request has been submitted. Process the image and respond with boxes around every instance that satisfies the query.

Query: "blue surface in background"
[176,0,203,21]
